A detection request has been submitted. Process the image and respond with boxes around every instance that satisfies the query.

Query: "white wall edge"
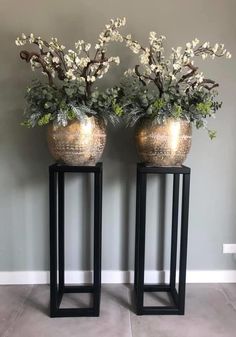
[0,270,236,285]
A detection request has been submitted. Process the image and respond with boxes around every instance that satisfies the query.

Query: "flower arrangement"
[15,17,126,127]
[119,32,231,138]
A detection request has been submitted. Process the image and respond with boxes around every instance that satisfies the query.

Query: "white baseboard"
[0,270,236,285]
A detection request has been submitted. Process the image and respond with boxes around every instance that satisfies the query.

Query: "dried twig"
[20,50,53,86]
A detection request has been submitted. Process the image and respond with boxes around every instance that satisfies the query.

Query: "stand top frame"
[137,163,191,174]
[49,162,102,173]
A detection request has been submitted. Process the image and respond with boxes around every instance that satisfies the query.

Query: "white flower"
[87,75,96,82]
[38,39,44,49]
[171,47,182,60]
[140,51,149,65]
[120,17,126,26]
[192,38,199,48]
[126,38,141,54]
[149,31,157,44]
[110,17,126,28]
[176,46,182,55]
[169,73,176,81]
[186,42,192,49]
[185,43,194,57]
[133,45,141,53]
[78,57,90,68]
[52,37,57,42]
[156,65,163,73]
[99,62,110,76]
[173,62,181,71]
[51,69,56,78]
[182,55,189,64]
[30,56,40,71]
[150,64,157,71]
[95,44,100,50]
[144,66,152,75]
[110,31,123,42]
[114,56,120,65]
[21,33,27,40]
[212,43,219,54]
[99,32,111,44]
[68,49,76,56]
[124,68,135,76]
[196,72,204,83]
[52,56,60,64]
[202,42,210,49]
[29,33,35,44]
[64,54,74,67]
[152,43,162,52]
[75,40,84,50]
[150,64,163,74]
[15,37,23,46]
[85,43,91,52]
[66,69,76,80]
[108,56,120,65]
[202,53,207,60]
[226,51,232,59]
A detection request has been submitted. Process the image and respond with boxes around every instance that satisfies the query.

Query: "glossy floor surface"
[0,284,236,337]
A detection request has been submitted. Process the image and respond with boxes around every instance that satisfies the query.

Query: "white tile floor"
[0,284,236,337]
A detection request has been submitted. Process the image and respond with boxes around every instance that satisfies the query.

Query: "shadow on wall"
[0,24,52,270]
[102,124,138,270]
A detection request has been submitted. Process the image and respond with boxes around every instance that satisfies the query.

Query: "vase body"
[47,116,106,166]
[135,118,192,167]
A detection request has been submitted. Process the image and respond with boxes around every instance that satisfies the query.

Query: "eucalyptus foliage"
[22,80,121,127]
[120,76,222,139]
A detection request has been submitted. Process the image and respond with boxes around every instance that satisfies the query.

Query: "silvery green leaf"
[79,104,97,116]
[70,105,87,121]
[29,112,41,127]
[56,110,68,127]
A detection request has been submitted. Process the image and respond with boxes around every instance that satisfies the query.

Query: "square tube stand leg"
[134,164,191,315]
[49,163,103,317]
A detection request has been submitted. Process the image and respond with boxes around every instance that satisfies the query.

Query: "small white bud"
[226,51,232,59]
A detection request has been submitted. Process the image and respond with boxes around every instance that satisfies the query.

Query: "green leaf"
[65,88,74,97]
[208,130,217,140]
[196,101,212,116]
[37,113,52,126]
[153,98,165,111]
[67,110,77,121]
[112,102,123,117]
[172,103,182,118]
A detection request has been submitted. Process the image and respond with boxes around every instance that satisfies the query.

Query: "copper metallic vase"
[47,116,106,166]
[135,118,192,167]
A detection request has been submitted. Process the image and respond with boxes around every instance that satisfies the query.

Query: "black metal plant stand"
[134,163,191,315]
[49,163,102,317]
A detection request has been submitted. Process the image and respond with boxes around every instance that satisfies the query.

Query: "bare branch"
[178,63,198,84]
[20,50,53,86]
[134,65,146,86]
[201,78,219,90]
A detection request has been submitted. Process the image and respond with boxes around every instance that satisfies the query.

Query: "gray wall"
[0,0,236,272]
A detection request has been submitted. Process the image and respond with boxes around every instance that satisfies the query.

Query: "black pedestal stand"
[134,163,191,315]
[49,163,102,317]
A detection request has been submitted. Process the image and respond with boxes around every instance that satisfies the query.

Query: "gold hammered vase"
[47,116,106,166]
[135,118,192,167]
